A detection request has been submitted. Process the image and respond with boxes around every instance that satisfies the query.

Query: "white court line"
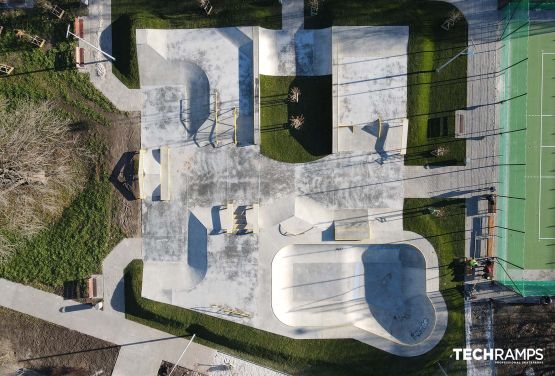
[538,51,544,239]
[538,51,555,239]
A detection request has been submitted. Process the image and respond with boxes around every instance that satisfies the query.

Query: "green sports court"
[498,0,555,295]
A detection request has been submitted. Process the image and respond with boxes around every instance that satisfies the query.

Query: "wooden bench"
[74,17,84,38]
[75,47,85,68]
[87,275,103,299]
[400,118,409,155]
[486,214,495,258]
[455,110,467,138]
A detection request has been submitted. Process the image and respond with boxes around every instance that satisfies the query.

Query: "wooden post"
[0,64,14,75]
[199,0,213,15]
[51,4,65,19]
[15,29,46,48]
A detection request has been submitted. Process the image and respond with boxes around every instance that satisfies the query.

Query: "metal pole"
[233,107,238,145]
[435,47,468,72]
[215,91,219,146]
[66,24,116,61]
[437,361,448,376]
[168,334,196,376]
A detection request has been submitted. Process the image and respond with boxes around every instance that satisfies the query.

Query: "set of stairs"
[224,203,259,235]
[232,206,251,235]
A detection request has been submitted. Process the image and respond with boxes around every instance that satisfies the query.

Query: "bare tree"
[448,9,463,23]
[431,146,449,157]
[0,100,88,256]
[198,0,213,15]
[289,87,301,103]
[290,114,305,130]
[441,9,463,31]
[427,207,445,217]
[309,0,319,16]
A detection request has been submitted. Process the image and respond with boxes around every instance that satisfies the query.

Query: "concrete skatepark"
[135,8,447,357]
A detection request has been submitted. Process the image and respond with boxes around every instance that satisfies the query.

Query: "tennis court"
[497,0,555,295]
[523,24,555,269]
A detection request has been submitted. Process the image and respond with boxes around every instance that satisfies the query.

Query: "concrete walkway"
[101,238,142,316]
[0,239,285,376]
[81,0,143,112]
[430,2,502,375]
[282,0,304,31]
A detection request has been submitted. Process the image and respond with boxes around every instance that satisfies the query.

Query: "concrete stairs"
[233,206,250,234]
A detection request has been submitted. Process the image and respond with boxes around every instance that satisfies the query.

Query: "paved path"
[435,2,501,375]
[282,0,304,31]
[0,239,286,376]
[81,0,143,112]
[101,238,142,316]
[403,0,501,262]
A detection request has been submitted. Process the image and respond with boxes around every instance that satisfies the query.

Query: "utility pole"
[168,334,196,376]
[66,24,115,61]
[436,38,477,73]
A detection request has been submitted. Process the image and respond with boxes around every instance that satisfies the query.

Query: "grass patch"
[0,177,123,291]
[0,5,119,123]
[111,0,282,88]
[260,75,332,163]
[0,5,126,290]
[124,198,467,375]
[305,0,467,165]
[403,198,467,375]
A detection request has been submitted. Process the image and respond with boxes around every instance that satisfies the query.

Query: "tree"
[431,146,449,157]
[289,87,301,103]
[0,100,88,257]
[309,0,319,16]
[198,0,213,15]
[290,115,305,130]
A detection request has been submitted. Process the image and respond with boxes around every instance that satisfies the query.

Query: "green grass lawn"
[260,75,332,163]
[305,0,467,166]
[403,198,467,375]
[0,4,118,124]
[111,0,282,88]
[124,198,466,376]
[0,177,123,291]
[0,5,125,291]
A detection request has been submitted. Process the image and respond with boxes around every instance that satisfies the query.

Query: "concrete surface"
[101,238,142,316]
[61,0,525,367]
[81,0,144,112]
[137,27,254,148]
[258,28,332,76]
[333,26,408,154]
[272,244,434,346]
[0,278,284,376]
[116,0,533,358]
[133,5,450,354]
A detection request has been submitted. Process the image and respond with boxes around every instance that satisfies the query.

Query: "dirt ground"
[92,110,142,237]
[493,302,555,376]
[0,307,119,376]
[158,361,205,376]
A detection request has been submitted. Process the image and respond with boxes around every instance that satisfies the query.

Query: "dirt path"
[93,111,141,237]
[0,307,119,376]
